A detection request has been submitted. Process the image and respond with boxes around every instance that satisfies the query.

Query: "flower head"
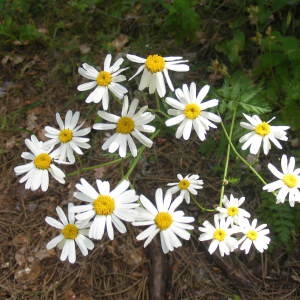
[126,53,189,98]
[199,214,238,256]
[72,178,139,240]
[216,194,251,225]
[45,203,94,264]
[77,54,128,110]
[263,154,300,207]
[44,110,91,163]
[14,135,66,192]
[165,82,221,141]
[166,173,203,204]
[239,114,289,155]
[238,218,270,254]
[93,96,156,157]
[133,188,194,254]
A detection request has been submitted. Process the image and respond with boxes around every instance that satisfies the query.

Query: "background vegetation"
[1,0,300,299]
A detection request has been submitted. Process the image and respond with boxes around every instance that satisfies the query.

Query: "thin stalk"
[148,108,169,119]
[123,130,160,180]
[191,194,215,213]
[219,108,237,206]
[67,157,124,177]
[155,92,161,111]
[220,121,267,185]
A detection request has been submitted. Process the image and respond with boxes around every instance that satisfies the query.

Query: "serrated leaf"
[240,88,262,103]
[239,102,271,114]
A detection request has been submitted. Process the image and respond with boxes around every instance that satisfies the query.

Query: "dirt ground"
[1,12,300,300]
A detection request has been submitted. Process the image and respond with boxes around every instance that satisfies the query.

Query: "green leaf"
[215,30,245,65]
[239,101,271,114]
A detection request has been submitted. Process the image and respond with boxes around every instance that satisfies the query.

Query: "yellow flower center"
[58,129,73,143]
[282,174,298,188]
[145,54,165,73]
[254,122,270,136]
[34,153,52,170]
[93,195,115,215]
[178,179,190,190]
[246,230,258,241]
[116,116,135,134]
[61,224,79,240]
[96,71,112,86]
[227,206,239,217]
[155,212,173,230]
[184,103,201,119]
[213,229,226,241]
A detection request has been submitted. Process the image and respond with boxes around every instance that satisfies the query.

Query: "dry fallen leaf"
[5,136,16,150]
[34,248,56,261]
[13,233,30,247]
[112,34,129,51]
[26,111,38,130]
[94,167,106,178]
[14,262,42,282]
[79,44,91,54]
[64,289,76,300]
[126,248,144,266]
[1,55,24,65]
[15,247,27,266]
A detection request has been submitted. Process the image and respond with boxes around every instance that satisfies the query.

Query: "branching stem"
[219,108,237,206]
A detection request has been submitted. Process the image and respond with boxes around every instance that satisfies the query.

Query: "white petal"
[156,71,166,97]
[126,54,145,63]
[46,234,64,249]
[166,63,189,72]
[139,69,151,91]
[85,86,105,104]
[104,54,112,70]
[45,216,64,229]
[197,85,210,102]
[77,81,97,91]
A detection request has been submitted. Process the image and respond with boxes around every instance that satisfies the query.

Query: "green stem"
[67,157,124,177]
[191,194,215,212]
[219,108,237,206]
[155,92,161,111]
[123,130,160,180]
[148,108,169,119]
[220,120,267,186]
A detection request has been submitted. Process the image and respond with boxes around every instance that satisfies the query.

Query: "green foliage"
[162,0,201,42]
[215,72,271,117]
[69,0,103,12]
[259,194,300,251]
[215,30,245,66]
[254,31,300,131]
[210,0,300,133]
[0,0,42,43]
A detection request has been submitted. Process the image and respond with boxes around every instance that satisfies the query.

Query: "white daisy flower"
[45,203,94,264]
[72,178,139,240]
[132,188,195,254]
[216,194,251,225]
[77,54,128,110]
[198,214,238,256]
[93,96,156,158]
[14,135,66,192]
[263,154,300,207]
[166,173,204,204]
[239,113,289,155]
[165,82,221,141]
[238,218,270,254]
[126,53,189,98]
[44,110,91,163]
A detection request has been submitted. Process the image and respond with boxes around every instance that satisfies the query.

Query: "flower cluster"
[199,195,270,256]
[46,179,195,261]
[14,111,91,191]
[14,51,298,264]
